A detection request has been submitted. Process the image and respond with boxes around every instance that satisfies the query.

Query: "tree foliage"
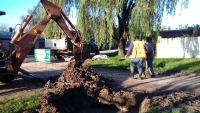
[77,0,188,55]
[43,0,75,39]
[129,0,189,40]
[0,23,9,32]
[20,0,78,39]
[20,0,189,55]
[20,4,45,32]
[78,0,123,47]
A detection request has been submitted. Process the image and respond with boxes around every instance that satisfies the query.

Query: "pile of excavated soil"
[22,62,200,113]
[36,62,147,113]
[149,91,200,112]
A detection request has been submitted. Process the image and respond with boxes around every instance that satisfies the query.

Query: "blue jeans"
[146,58,154,75]
[130,58,144,73]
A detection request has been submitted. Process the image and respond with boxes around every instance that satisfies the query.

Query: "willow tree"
[21,0,78,39]
[42,0,79,39]
[77,0,189,56]
[0,23,9,31]
[20,4,45,32]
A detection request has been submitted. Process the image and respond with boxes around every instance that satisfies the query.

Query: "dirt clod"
[139,97,151,113]
[150,91,200,112]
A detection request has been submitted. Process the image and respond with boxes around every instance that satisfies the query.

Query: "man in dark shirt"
[143,38,155,77]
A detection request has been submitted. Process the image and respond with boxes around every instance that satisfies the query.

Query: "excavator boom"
[0,0,90,83]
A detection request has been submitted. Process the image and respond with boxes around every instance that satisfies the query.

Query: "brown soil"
[37,62,142,113]
[0,60,68,101]
[1,59,200,113]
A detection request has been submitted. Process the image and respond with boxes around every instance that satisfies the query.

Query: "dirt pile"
[37,62,146,113]
[21,61,200,113]
[149,91,200,112]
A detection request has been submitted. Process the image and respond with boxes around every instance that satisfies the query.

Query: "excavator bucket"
[81,42,90,62]
[73,42,90,66]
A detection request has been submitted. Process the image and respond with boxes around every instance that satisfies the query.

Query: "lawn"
[0,93,42,113]
[84,51,200,73]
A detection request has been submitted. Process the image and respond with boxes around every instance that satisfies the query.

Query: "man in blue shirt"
[143,38,155,77]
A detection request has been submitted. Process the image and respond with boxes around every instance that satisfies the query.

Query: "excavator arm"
[0,0,89,83]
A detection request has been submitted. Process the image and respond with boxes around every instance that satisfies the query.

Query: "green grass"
[153,58,200,73]
[0,92,42,113]
[84,51,200,73]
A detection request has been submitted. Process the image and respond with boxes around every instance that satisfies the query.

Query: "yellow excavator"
[0,0,90,83]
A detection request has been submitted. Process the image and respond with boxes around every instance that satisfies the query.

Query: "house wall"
[45,38,66,49]
[156,36,200,58]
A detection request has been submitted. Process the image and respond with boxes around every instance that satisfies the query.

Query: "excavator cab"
[0,0,90,83]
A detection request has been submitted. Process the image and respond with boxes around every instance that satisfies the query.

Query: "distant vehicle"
[89,37,99,55]
[45,32,100,60]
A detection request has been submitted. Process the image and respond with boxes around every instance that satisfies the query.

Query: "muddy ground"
[0,57,200,113]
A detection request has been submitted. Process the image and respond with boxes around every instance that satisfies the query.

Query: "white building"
[156,29,200,58]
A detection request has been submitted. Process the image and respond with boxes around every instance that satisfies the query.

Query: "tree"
[19,5,45,32]
[77,0,189,56]
[21,0,189,56]
[42,0,76,39]
[20,0,78,39]
[0,22,9,32]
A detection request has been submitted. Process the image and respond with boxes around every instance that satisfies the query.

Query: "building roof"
[0,32,13,39]
[160,29,200,38]
[0,31,44,40]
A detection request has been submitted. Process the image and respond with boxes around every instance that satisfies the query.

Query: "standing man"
[143,38,155,77]
[125,36,146,80]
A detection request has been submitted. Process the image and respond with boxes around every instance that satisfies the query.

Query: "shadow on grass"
[154,58,184,68]
[91,57,200,94]
[154,59,200,73]
[167,60,200,72]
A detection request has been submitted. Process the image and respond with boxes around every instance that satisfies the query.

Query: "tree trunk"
[118,38,126,56]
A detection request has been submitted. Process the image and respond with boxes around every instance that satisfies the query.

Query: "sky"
[0,0,200,30]
[0,0,77,29]
[162,0,200,29]
[0,0,40,28]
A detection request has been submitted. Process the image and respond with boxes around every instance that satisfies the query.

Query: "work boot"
[138,72,142,80]
[143,72,146,78]
[131,70,135,79]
